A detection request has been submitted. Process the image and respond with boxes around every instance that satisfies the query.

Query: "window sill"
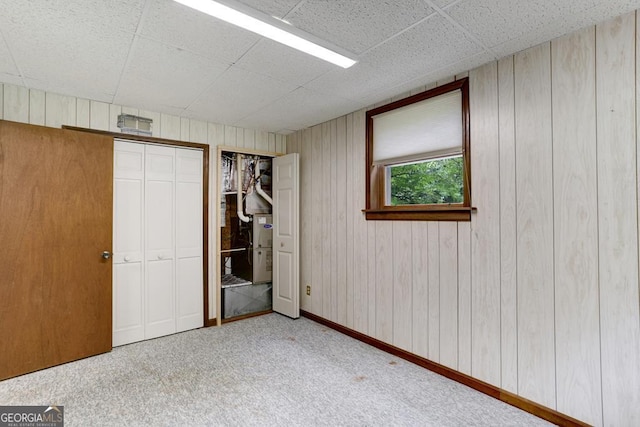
[362,207,475,221]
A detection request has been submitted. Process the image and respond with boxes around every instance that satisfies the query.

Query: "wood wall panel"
[551,27,602,426]
[76,98,90,128]
[514,42,556,409]
[29,89,45,125]
[189,120,208,144]
[336,116,347,325]
[329,120,338,322]
[180,117,189,141]
[392,222,413,351]
[344,114,354,328]
[375,221,393,343]
[45,93,76,128]
[4,85,29,122]
[469,62,501,386]
[243,128,255,150]
[352,109,369,335]
[321,122,332,320]
[367,222,377,336]
[497,55,518,394]
[427,221,440,362]
[160,113,181,140]
[90,100,109,131]
[299,129,312,311]
[311,125,324,315]
[411,222,430,359]
[439,222,458,369]
[596,13,640,425]
[457,222,471,375]
[108,105,120,133]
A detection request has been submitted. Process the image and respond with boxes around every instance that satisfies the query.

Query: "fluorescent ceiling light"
[174,0,357,68]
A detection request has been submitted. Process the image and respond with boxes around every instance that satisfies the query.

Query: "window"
[365,78,470,221]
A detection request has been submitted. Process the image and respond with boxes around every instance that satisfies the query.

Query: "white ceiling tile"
[3,29,135,102]
[0,0,144,99]
[0,35,20,84]
[114,36,230,112]
[234,87,361,131]
[234,39,335,86]
[186,66,298,124]
[362,14,483,83]
[429,0,464,9]
[445,0,640,52]
[487,1,640,58]
[358,50,495,108]
[140,0,260,64]
[286,0,435,54]
[235,0,303,19]
[0,0,144,35]
[303,61,410,102]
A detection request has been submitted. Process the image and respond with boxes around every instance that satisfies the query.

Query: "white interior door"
[272,153,300,319]
[145,145,176,339]
[176,148,204,332]
[113,141,145,347]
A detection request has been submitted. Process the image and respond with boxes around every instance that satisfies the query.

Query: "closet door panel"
[177,257,203,331]
[145,146,176,339]
[146,259,175,338]
[176,149,204,332]
[113,141,145,346]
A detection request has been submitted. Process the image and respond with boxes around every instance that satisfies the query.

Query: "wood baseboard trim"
[300,310,589,427]
[205,318,217,327]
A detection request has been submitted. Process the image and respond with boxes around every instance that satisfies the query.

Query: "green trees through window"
[389,156,463,205]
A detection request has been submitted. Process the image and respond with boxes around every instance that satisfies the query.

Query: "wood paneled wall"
[287,11,640,426]
[0,85,286,321]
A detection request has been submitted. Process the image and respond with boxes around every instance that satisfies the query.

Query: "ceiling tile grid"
[1,0,640,133]
[233,39,335,87]
[186,65,299,124]
[284,0,436,54]
[361,13,485,83]
[140,0,261,65]
[0,0,145,101]
[113,36,231,112]
[0,34,22,86]
[234,86,361,132]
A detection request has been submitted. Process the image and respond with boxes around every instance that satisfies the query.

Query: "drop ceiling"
[1,0,638,134]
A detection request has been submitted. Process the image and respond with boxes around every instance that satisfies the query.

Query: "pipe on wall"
[254,159,273,206]
[236,154,251,223]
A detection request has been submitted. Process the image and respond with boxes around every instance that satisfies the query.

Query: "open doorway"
[218,148,276,322]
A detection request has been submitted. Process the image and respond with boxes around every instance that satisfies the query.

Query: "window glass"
[388,155,463,206]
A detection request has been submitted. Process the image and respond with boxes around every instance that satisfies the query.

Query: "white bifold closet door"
[113,140,203,347]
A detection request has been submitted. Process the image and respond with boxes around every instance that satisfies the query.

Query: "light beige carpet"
[0,313,551,426]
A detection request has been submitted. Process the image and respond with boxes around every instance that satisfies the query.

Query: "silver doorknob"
[102,251,112,260]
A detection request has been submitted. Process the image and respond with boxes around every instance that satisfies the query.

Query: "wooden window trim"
[364,78,471,221]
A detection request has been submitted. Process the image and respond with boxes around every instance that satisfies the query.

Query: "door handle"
[102,251,112,260]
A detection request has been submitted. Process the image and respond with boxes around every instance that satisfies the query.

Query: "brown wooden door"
[0,120,113,380]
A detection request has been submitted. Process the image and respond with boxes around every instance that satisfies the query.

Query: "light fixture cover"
[174,0,357,68]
